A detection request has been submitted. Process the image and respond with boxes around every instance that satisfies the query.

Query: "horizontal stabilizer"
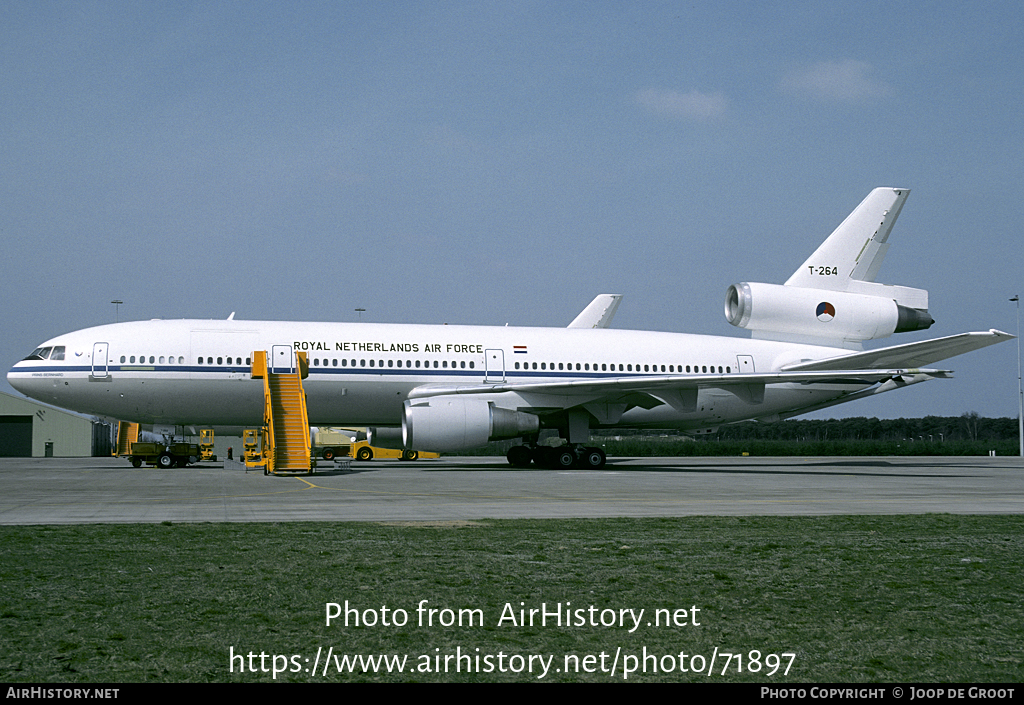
[781,330,1014,372]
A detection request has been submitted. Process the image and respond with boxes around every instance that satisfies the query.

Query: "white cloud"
[635,88,728,121]
[780,60,892,101]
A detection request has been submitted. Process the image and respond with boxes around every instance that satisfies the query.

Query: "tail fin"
[785,187,928,310]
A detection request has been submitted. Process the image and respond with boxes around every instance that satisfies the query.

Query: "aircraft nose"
[7,359,43,399]
[8,362,29,394]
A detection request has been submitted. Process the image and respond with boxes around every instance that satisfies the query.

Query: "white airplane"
[8,188,1012,468]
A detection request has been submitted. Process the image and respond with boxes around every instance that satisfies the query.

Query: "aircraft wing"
[567,294,623,328]
[780,329,1013,372]
[407,368,950,415]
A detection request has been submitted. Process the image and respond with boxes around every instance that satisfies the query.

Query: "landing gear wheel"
[584,447,606,468]
[356,447,373,461]
[157,453,174,469]
[555,449,576,468]
[507,446,533,468]
[400,450,418,461]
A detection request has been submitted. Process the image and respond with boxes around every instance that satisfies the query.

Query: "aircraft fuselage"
[8,318,858,431]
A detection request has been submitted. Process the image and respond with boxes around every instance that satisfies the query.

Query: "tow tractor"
[127,441,201,468]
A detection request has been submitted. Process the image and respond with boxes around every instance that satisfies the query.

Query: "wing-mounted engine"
[725,187,934,349]
[403,397,540,452]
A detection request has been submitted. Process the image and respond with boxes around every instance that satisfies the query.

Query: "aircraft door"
[271,345,294,374]
[91,342,109,378]
[736,355,755,373]
[485,348,505,383]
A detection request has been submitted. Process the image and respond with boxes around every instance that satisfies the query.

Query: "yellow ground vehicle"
[199,429,216,461]
[242,429,263,468]
[311,427,437,461]
[350,440,438,462]
[128,442,201,468]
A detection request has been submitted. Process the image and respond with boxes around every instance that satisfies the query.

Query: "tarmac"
[1,454,1023,524]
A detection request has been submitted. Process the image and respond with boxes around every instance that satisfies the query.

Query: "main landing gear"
[506,444,606,469]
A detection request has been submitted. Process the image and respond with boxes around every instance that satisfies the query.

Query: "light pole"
[1012,296,1023,457]
[111,300,123,323]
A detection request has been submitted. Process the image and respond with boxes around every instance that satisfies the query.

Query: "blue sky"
[3,1,1022,419]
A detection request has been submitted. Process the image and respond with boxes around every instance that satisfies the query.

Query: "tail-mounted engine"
[725,282,933,346]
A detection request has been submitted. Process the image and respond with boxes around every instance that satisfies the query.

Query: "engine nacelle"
[366,427,403,450]
[403,397,540,452]
[725,282,933,345]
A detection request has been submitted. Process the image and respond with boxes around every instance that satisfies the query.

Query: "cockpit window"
[22,345,66,361]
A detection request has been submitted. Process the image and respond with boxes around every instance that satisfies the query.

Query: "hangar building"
[0,391,112,457]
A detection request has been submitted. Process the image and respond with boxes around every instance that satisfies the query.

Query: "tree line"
[695,413,1017,443]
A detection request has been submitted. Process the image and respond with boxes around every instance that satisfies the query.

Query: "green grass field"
[1,516,1021,682]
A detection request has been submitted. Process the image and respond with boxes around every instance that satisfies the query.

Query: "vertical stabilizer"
[785,187,910,291]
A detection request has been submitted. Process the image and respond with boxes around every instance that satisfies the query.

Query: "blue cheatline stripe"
[11,363,663,381]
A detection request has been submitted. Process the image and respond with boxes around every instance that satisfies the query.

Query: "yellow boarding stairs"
[114,421,140,457]
[251,349,313,475]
